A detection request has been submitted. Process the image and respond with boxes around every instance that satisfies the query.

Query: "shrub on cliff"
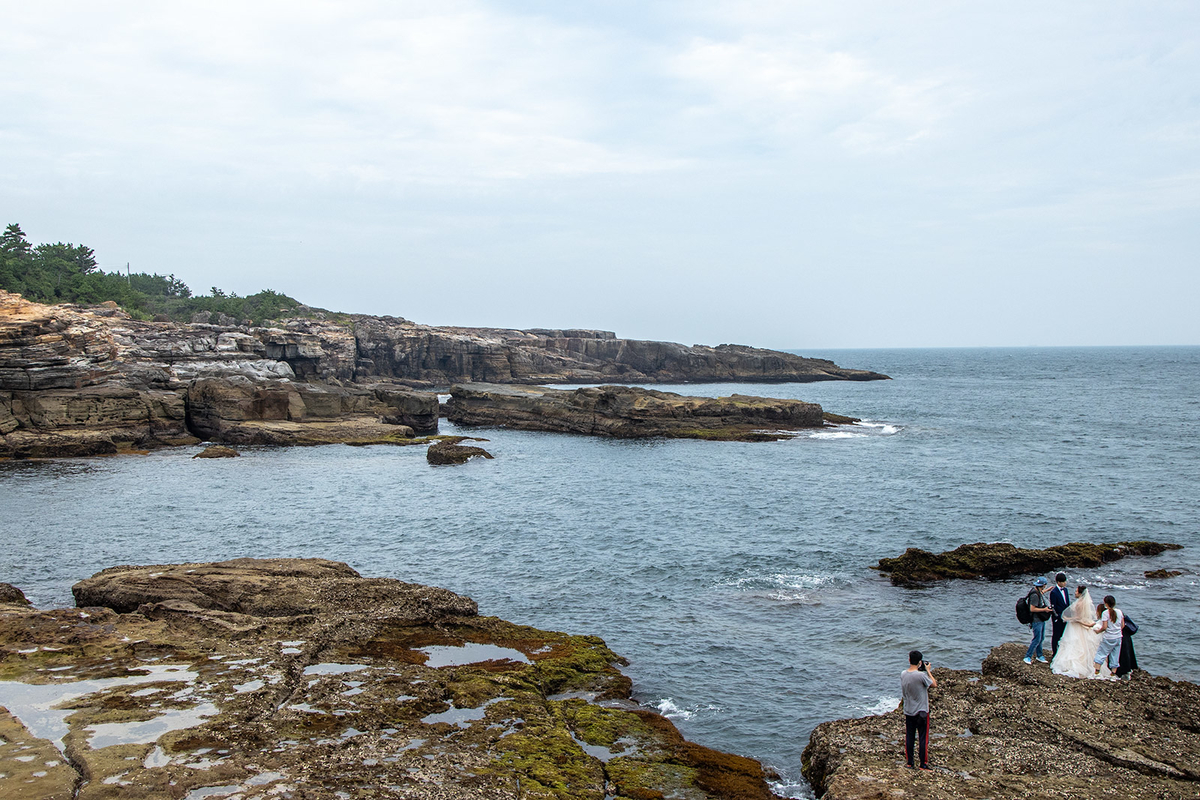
[0,223,303,325]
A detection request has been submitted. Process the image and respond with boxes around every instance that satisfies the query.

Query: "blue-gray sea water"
[4,346,1198,796]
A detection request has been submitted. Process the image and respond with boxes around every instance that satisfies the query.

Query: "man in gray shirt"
[901,649,938,770]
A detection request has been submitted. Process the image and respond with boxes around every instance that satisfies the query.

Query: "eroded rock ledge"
[0,558,775,800]
[874,541,1183,586]
[1,289,885,457]
[446,383,840,441]
[801,642,1200,800]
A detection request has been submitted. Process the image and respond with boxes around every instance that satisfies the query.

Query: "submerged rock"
[446,382,833,441]
[802,642,1200,800]
[193,445,240,458]
[874,541,1183,586]
[2,558,775,800]
[1145,569,1183,579]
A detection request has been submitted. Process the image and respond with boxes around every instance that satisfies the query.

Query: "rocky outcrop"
[1,289,883,457]
[874,541,1184,586]
[0,583,30,607]
[427,437,495,465]
[182,377,438,446]
[446,382,828,441]
[71,558,477,619]
[1145,569,1183,579]
[193,445,239,458]
[1,559,775,800]
[801,642,1200,800]
[355,318,889,385]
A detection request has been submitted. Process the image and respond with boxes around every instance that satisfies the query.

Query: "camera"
[918,661,930,672]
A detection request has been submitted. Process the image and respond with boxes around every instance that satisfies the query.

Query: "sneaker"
[1036,656,1048,663]
[1023,657,1032,664]
[919,764,933,771]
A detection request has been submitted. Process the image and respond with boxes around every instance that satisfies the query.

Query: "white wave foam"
[717,572,844,604]
[858,695,900,716]
[653,698,721,721]
[768,778,815,799]
[851,420,902,435]
[719,572,838,591]
[718,573,844,601]
[807,431,867,440]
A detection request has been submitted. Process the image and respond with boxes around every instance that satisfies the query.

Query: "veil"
[1062,589,1096,625]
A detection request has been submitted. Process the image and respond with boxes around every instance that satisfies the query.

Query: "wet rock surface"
[445,383,831,441]
[193,446,239,459]
[1,559,775,799]
[874,541,1183,586]
[1,290,884,458]
[426,437,495,466]
[801,642,1200,800]
[0,584,31,608]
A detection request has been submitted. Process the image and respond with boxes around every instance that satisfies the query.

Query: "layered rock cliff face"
[446,383,829,441]
[0,559,776,800]
[802,642,1200,800]
[0,290,884,457]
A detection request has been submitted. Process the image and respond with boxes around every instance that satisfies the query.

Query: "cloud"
[668,34,957,155]
[0,1,682,188]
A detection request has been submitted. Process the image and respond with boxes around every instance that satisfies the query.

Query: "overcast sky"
[3,2,1198,348]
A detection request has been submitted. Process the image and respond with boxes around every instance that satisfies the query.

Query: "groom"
[1049,572,1071,655]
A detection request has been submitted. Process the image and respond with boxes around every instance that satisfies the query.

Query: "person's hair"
[1076,584,1086,593]
[1104,595,1117,622]
[909,650,923,666]
[1056,572,1067,583]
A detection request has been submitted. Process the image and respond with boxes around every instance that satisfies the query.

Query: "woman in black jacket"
[1116,615,1138,677]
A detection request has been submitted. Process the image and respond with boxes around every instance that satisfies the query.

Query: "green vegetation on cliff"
[0,223,302,324]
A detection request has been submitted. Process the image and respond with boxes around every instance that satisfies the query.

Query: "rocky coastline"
[0,559,775,800]
[801,642,1200,800]
[0,290,885,458]
[445,383,837,441]
[874,541,1184,587]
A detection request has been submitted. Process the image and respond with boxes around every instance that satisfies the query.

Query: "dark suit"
[1049,585,1071,654]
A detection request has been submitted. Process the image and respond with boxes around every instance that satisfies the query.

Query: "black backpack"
[1015,592,1033,624]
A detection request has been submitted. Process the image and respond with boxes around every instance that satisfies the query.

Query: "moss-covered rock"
[0,559,773,799]
[874,541,1182,586]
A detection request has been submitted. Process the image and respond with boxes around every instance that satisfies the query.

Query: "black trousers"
[905,711,929,767]
[1051,617,1066,654]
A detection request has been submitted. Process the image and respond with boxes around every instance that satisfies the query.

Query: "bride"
[1051,586,1110,678]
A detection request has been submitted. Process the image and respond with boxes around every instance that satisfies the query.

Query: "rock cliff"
[0,559,775,800]
[0,290,885,457]
[801,642,1200,800]
[446,382,829,441]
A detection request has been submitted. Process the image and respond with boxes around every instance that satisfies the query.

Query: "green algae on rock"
[874,540,1183,586]
[1,559,776,800]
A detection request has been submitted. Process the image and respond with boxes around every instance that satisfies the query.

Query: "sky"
[3,1,1198,348]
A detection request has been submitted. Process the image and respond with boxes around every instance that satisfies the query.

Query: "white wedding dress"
[1051,589,1110,678]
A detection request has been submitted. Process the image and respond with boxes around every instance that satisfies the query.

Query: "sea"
[3,346,1198,797]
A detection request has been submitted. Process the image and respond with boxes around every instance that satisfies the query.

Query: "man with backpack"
[1023,577,1053,664]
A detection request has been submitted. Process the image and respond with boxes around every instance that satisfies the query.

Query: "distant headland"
[0,223,887,457]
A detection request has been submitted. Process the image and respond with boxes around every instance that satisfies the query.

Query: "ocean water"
[3,346,1198,796]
